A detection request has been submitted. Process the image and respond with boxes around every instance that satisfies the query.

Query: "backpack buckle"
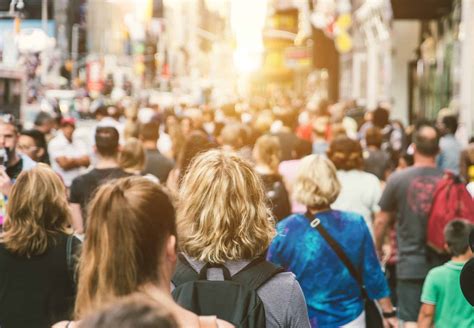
[310,218,321,228]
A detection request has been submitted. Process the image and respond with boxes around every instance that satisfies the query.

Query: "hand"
[383,317,398,328]
[0,167,13,197]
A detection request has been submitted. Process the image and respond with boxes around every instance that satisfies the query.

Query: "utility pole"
[42,0,48,33]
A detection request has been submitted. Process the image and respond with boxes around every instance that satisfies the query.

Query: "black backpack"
[172,255,284,328]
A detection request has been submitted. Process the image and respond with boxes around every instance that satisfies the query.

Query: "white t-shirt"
[332,170,382,237]
[48,132,89,187]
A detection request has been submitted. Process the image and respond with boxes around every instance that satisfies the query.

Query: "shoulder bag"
[304,212,384,328]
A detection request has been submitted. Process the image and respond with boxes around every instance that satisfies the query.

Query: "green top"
[421,260,474,328]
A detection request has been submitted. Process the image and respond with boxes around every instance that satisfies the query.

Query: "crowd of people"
[0,94,473,328]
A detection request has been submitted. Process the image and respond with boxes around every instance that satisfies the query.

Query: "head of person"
[2,164,71,257]
[177,150,274,264]
[365,127,383,149]
[78,293,178,328]
[60,117,76,142]
[95,127,120,159]
[18,129,47,162]
[118,138,146,173]
[34,111,55,134]
[0,117,19,158]
[177,131,215,179]
[294,155,341,211]
[138,121,160,145]
[372,107,390,129]
[444,220,473,257]
[292,138,312,160]
[327,136,364,171]
[441,115,458,135]
[219,123,244,150]
[95,105,109,121]
[253,135,282,172]
[75,177,177,318]
[413,125,439,158]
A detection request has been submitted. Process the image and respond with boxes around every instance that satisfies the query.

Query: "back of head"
[219,123,243,149]
[365,127,383,148]
[373,107,389,129]
[254,135,281,171]
[119,138,146,172]
[328,136,364,171]
[442,115,458,135]
[178,149,274,264]
[177,131,215,176]
[413,125,439,157]
[444,220,473,256]
[79,293,178,328]
[3,164,71,257]
[34,111,54,127]
[95,127,120,158]
[75,177,176,318]
[294,155,341,209]
[139,121,160,142]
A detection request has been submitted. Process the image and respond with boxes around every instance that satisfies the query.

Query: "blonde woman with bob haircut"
[267,155,397,328]
[174,149,310,328]
[0,164,81,327]
[60,176,232,328]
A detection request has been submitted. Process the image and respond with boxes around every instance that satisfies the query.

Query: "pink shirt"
[279,160,305,214]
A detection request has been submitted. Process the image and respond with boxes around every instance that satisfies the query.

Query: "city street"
[0,1,474,328]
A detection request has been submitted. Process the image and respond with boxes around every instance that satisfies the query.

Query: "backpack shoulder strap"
[232,256,285,290]
[304,211,369,299]
[66,234,74,277]
[172,254,199,287]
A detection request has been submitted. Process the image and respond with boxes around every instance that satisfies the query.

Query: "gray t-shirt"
[379,166,443,279]
[172,254,311,328]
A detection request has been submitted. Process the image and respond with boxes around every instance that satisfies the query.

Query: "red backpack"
[427,172,474,253]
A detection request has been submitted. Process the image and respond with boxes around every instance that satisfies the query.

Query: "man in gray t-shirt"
[375,125,444,325]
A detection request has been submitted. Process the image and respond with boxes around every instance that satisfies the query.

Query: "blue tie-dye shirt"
[267,210,390,327]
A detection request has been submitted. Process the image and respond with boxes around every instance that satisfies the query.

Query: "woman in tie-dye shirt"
[267,155,396,328]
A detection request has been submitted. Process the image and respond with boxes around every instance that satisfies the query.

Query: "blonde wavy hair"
[2,164,71,257]
[177,149,274,264]
[254,134,282,172]
[294,155,341,209]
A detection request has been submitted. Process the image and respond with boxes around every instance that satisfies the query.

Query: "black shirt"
[70,167,131,224]
[0,234,81,328]
[259,173,291,222]
[6,157,23,180]
[142,149,174,183]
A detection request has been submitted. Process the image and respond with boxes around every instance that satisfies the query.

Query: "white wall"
[459,0,474,143]
[390,21,421,125]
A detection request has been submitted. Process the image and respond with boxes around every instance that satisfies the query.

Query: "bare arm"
[69,203,84,234]
[418,303,435,328]
[377,297,398,328]
[374,211,393,255]
[56,156,90,171]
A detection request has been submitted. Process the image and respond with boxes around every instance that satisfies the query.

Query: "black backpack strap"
[232,256,285,291]
[304,211,369,299]
[172,253,199,286]
[66,234,74,277]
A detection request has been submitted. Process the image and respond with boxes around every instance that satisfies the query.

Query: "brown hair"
[75,177,176,318]
[365,127,383,148]
[328,136,364,171]
[254,135,281,172]
[118,138,146,172]
[139,121,160,142]
[78,293,178,328]
[2,164,71,257]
